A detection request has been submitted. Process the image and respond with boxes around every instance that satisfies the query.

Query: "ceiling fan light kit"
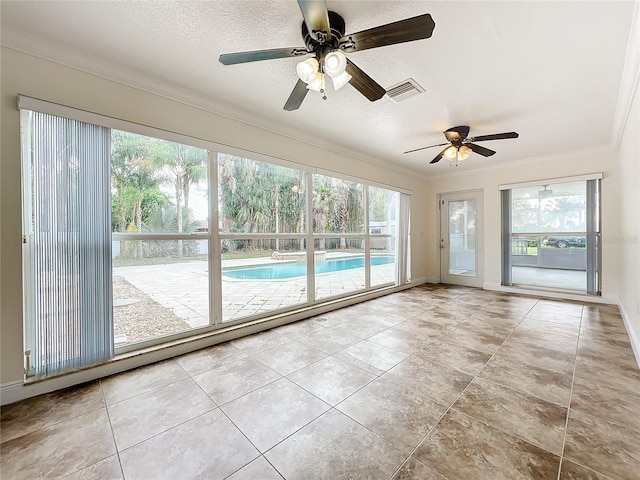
[218,0,436,111]
[404,126,519,166]
[295,50,352,93]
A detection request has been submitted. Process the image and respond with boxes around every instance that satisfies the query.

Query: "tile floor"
[2,284,640,480]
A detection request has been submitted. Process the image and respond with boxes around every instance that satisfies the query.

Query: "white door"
[439,190,484,287]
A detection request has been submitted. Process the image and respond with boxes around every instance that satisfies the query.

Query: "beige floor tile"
[530,300,584,317]
[525,310,582,327]
[229,329,291,355]
[392,317,448,339]
[570,378,640,430]
[382,355,473,406]
[252,340,327,375]
[391,456,447,480]
[221,378,330,452]
[337,377,447,453]
[478,352,573,406]
[296,328,362,354]
[503,330,578,355]
[440,325,507,354]
[515,317,580,339]
[573,360,640,396]
[453,378,567,455]
[329,318,390,339]
[412,338,493,375]
[0,381,104,443]
[563,409,640,480]
[192,356,281,405]
[226,456,284,480]
[63,455,123,480]
[176,341,248,376]
[558,459,611,480]
[414,409,560,480]
[367,327,437,354]
[287,356,376,405]
[108,377,215,451]
[100,359,188,405]
[271,317,331,339]
[497,340,576,376]
[119,409,259,480]
[0,409,116,480]
[334,339,409,375]
[265,409,406,479]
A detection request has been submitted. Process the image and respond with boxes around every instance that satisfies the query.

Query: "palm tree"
[154,141,207,256]
[313,179,337,249]
[111,131,155,233]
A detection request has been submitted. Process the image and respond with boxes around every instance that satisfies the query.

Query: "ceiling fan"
[403,126,519,164]
[219,0,436,111]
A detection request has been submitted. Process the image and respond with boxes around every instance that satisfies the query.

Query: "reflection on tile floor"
[2,284,639,479]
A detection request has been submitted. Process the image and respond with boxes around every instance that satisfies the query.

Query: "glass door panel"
[508,180,595,293]
[448,199,477,277]
[440,191,483,287]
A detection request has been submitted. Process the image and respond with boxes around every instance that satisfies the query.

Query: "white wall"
[617,73,640,360]
[425,149,622,301]
[0,47,431,386]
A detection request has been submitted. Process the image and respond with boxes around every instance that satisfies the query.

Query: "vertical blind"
[22,110,114,378]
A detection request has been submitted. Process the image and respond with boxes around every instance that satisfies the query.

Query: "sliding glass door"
[501,177,600,294]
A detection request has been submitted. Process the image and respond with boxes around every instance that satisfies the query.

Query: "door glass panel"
[448,200,476,277]
[510,181,588,291]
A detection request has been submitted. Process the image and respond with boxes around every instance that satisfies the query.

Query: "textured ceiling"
[1,1,636,177]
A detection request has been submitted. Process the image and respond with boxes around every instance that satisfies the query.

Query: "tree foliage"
[110,131,207,259]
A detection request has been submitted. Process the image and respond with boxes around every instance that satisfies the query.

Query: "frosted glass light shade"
[324,51,347,77]
[458,145,472,160]
[296,58,319,84]
[306,73,324,91]
[443,146,458,159]
[331,71,352,90]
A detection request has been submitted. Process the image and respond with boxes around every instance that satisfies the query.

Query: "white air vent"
[386,78,425,102]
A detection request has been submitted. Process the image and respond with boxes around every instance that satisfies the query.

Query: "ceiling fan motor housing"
[302,11,346,52]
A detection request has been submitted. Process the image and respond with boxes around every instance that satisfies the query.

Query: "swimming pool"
[223,256,395,280]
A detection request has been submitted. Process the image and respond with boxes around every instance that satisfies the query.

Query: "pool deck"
[113,253,396,342]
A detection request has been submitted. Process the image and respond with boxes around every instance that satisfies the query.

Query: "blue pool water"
[223,256,394,280]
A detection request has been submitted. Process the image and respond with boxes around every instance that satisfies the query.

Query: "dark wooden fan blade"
[466,143,496,157]
[444,126,470,142]
[430,147,449,164]
[468,132,519,142]
[345,59,386,101]
[219,48,308,65]
[403,142,449,154]
[283,80,309,111]
[298,0,331,41]
[339,13,435,52]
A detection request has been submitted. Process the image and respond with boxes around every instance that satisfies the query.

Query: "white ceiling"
[1,1,636,177]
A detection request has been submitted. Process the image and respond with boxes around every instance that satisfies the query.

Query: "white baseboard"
[618,298,640,370]
[483,282,618,305]
[417,276,439,284]
[0,381,25,406]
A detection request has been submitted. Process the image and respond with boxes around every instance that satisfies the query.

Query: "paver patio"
[114,254,396,345]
